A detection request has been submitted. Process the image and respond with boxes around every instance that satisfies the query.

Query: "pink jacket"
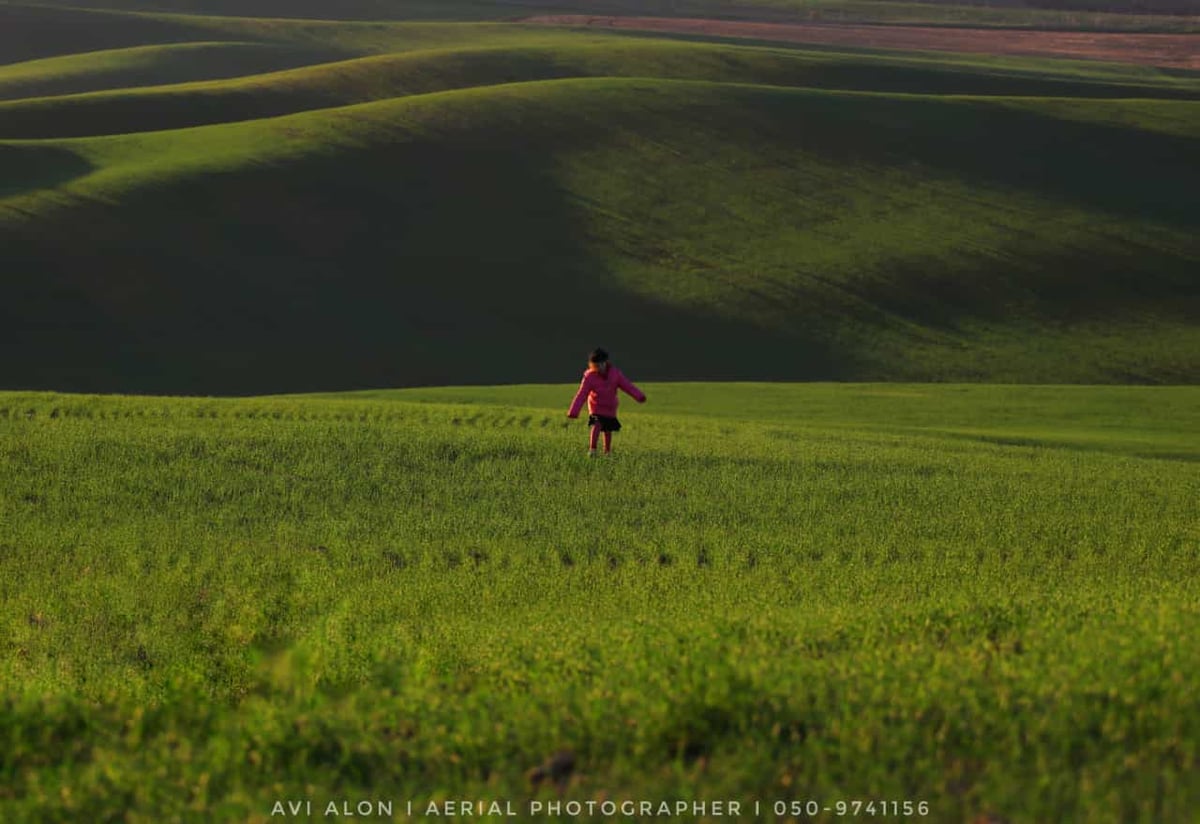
[567,365,646,418]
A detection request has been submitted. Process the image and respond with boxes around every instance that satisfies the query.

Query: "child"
[566,348,646,457]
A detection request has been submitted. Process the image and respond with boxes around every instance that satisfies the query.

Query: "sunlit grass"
[2,384,1197,822]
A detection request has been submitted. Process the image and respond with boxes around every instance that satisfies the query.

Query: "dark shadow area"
[0,4,218,65]
[715,84,1199,230]
[539,82,1200,342]
[732,88,1200,332]
[0,49,588,139]
[842,245,1199,335]
[0,136,850,395]
[0,144,93,197]
[0,43,351,102]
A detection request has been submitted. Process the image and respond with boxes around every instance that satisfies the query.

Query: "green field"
[2,384,1198,822]
[1,0,1198,392]
[2,3,1199,820]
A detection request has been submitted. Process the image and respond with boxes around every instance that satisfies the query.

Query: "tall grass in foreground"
[1,385,1197,822]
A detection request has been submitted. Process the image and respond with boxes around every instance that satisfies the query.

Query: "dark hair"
[588,347,609,364]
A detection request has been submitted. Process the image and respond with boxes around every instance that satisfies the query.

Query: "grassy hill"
[2,384,1198,822]
[0,42,355,101]
[0,1,1197,392]
[3,78,1197,392]
[4,39,1197,139]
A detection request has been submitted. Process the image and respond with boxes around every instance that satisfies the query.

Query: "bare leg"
[603,430,612,453]
[589,425,600,451]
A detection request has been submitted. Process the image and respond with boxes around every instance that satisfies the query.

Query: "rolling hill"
[0,41,354,101]
[3,39,1196,139]
[0,1,1197,392]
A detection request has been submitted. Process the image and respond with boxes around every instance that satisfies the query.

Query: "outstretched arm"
[567,376,590,418]
[616,371,646,403]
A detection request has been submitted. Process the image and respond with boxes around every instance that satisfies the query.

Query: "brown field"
[523,15,1200,69]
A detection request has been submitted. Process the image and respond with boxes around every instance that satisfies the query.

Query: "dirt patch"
[523,15,1200,70]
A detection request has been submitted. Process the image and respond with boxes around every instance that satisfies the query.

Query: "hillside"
[0,42,355,101]
[4,39,1197,139]
[0,1,1197,392]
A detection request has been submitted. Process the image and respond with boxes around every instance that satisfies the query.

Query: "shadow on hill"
[2,80,1195,391]
[5,43,1198,141]
[763,91,1200,328]
[7,38,1200,140]
[849,243,1198,336]
[0,140,851,394]
[0,43,351,102]
[726,87,1198,230]
[0,144,93,197]
[0,4,233,64]
[626,83,1198,335]
[0,48,588,139]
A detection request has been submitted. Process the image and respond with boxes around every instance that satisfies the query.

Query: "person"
[566,348,646,457]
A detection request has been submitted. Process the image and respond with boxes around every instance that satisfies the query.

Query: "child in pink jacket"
[566,348,646,456]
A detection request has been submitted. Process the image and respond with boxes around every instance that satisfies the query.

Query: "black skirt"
[587,414,622,432]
